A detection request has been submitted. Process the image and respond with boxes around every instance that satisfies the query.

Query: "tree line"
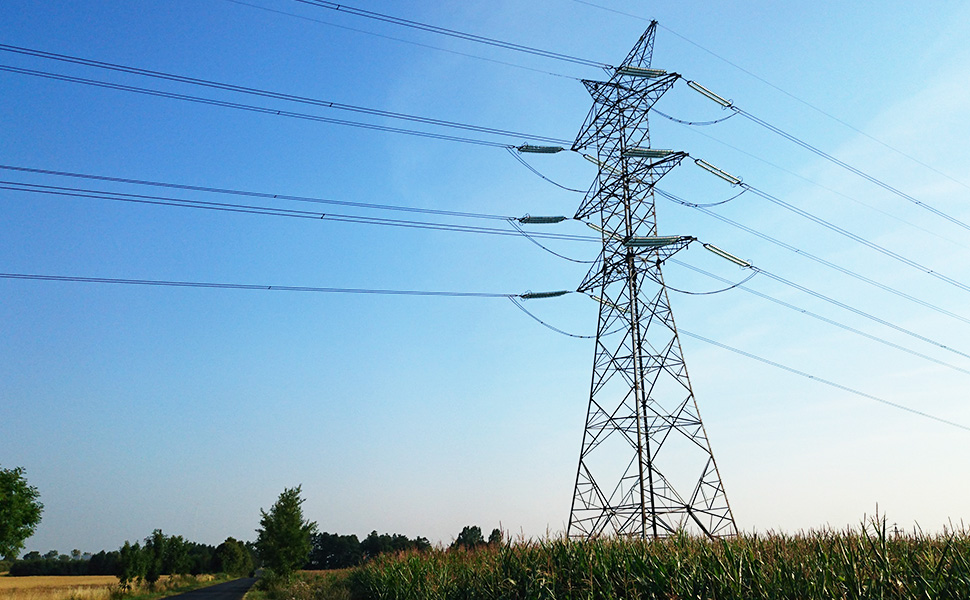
[3,472,502,581]
[9,531,253,584]
[307,526,503,570]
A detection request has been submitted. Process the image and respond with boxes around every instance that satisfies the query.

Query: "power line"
[224,0,582,81]
[0,163,511,221]
[0,180,598,242]
[679,327,970,433]
[664,119,970,251]
[655,24,970,193]
[0,43,570,146]
[655,188,970,327]
[509,219,596,263]
[0,64,520,148]
[689,159,970,296]
[293,0,611,69]
[508,296,596,339]
[651,106,737,127]
[656,267,758,296]
[565,2,970,193]
[0,272,522,298]
[7,267,962,432]
[753,265,970,360]
[505,147,587,193]
[727,103,970,233]
[671,258,970,377]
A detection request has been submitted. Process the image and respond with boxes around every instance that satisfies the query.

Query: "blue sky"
[2,0,969,554]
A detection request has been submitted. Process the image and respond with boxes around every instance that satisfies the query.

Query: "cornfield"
[342,520,970,600]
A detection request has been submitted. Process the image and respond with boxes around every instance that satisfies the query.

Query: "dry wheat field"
[0,576,118,600]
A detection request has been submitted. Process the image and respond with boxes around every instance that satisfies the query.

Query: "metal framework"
[567,22,737,540]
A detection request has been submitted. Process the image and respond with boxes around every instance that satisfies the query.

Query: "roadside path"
[166,578,256,600]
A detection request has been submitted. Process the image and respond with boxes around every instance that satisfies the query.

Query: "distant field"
[0,576,118,600]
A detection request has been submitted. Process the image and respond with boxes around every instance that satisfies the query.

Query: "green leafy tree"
[117,541,145,590]
[487,528,503,546]
[450,525,485,551]
[0,466,44,560]
[213,537,252,576]
[255,486,317,578]
[143,529,166,588]
[164,534,191,576]
[308,532,361,569]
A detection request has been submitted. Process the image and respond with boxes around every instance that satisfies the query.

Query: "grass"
[337,519,969,600]
[0,574,231,600]
[246,570,352,600]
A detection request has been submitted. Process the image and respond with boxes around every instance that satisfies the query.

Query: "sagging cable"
[642,261,759,295]
[509,219,596,264]
[651,106,737,126]
[655,186,747,208]
[507,147,586,193]
[508,296,596,339]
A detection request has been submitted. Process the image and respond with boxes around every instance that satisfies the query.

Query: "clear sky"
[2,0,969,555]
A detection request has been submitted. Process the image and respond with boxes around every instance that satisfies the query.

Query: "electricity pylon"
[567,22,737,539]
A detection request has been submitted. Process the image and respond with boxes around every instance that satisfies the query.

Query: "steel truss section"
[568,21,737,540]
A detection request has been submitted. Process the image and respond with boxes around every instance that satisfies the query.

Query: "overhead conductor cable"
[685,77,970,233]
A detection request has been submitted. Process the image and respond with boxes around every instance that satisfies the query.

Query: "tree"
[450,525,485,551]
[488,528,503,546]
[0,466,44,560]
[255,486,317,578]
[308,532,361,569]
[213,537,252,576]
[143,529,166,588]
[117,541,145,590]
[163,534,190,576]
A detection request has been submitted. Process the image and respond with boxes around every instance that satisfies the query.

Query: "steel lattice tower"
[567,22,737,540]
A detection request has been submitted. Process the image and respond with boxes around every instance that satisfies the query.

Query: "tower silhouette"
[567,22,737,539]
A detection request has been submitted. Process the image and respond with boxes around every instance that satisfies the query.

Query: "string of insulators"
[686,80,733,108]
[694,158,742,185]
[622,147,674,159]
[585,222,619,240]
[703,243,752,268]
[589,294,629,313]
[616,66,668,79]
[623,235,694,248]
[517,144,565,154]
[519,290,570,299]
[517,215,567,224]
